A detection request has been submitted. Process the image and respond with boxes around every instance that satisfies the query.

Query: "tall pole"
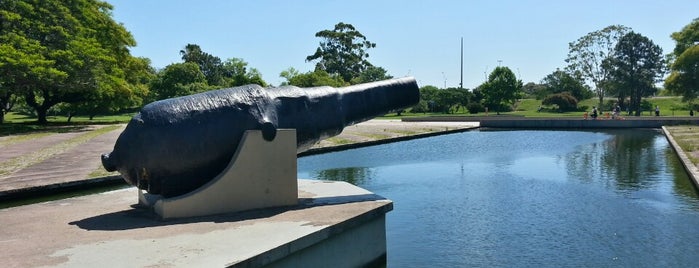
[460,37,463,89]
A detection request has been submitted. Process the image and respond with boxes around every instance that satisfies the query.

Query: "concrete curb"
[298,126,474,157]
[661,126,699,189]
[0,175,124,203]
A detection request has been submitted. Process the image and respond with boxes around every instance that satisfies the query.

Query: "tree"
[350,66,393,84]
[62,56,154,120]
[306,22,376,83]
[481,66,523,114]
[179,44,267,88]
[566,25,630,106]
[540,69,592,101]
[149,62,210,100]
[522,82,546,99]
[220,58,266,87]
[434,88,470,114]
[0,0,143,123]
[665,18,699,102]
[279,69,347,87]
[604,32,664,116]
[180,44,224,86]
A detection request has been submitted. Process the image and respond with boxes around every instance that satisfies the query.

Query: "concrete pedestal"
[140,129,298,219]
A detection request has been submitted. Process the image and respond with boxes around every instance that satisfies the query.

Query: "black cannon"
[102,77,419,197]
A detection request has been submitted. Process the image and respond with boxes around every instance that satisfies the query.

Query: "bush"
[467,102,484,114]
[410,100,429,113]
[542,92,578,112]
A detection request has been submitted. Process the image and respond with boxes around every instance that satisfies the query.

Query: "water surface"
[298,129,699,267]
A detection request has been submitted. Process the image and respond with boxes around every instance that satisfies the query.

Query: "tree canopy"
[540,69,592,101]
[0,0,150,123]
[149,62,209,101]
[481,66,523,114]
[306,22,376,84]
[665,18,699,102]
[565,25,630,106]
[178,44,266,89]
[279,68,347,87]
[604,32,664,116]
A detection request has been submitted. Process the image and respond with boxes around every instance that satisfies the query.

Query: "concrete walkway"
[0,120,478,198]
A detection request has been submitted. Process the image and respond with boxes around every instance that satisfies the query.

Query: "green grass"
[1,112,133,136]
[380,96,696,119]
[665,125,699,165]
[4,112,134,124]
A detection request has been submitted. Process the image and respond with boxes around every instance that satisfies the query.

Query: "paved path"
[0,125,125,193]
[0,120,477,195]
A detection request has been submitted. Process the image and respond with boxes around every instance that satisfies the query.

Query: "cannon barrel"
[101,77,419,197]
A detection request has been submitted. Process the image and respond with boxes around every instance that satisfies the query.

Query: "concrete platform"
[0,179,392,268]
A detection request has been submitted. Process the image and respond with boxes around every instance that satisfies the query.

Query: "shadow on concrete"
[69,193,386,231]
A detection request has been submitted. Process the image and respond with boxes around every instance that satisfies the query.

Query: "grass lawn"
[383,96,697,119]
[1,112,134,136]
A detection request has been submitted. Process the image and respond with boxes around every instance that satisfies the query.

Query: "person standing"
[591,106,598,119]
[655,106,660,116]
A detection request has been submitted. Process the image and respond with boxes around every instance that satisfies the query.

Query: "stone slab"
[0,179,392,268]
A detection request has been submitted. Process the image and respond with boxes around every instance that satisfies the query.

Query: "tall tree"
[604,32,664,116]
[306,22,376,83]
[481,66,523,114]
[665,18,699,102]
[566,25,630,106]
[180,44,224,86]
[0,0,143,123]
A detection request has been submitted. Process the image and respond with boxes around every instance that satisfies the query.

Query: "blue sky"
[108,0,698,89]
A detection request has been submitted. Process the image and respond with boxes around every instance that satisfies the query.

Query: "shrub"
[467,102,484,114]
[542,92,578,112]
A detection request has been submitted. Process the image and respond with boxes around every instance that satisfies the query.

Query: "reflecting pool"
[298,129,699,267]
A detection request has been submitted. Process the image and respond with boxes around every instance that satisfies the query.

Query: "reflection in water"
[565,130,662,191]
[298,129,699,267]
[311,166,374,185]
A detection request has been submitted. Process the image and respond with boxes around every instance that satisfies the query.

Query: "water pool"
[298,129,699,267]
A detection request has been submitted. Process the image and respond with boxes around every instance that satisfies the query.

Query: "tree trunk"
[36,107,48,124]
[0,110,4,124]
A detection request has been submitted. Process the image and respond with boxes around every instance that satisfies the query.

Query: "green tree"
[62,56,154,120]
[220,58,266,87]
[350,66,393,84]
[149,62,210,100]
[604,32,664,116]
[306,22,376,83]
[410,85,437,113]
[522,82,546,99]
[481,66,523,114]
[540,69,592,101]
[434,87,470,114]
[279,69,347,87]
[566,25,630,106]
[0,0,143,123]
[180,44,224,86]
[665,18,699,102]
